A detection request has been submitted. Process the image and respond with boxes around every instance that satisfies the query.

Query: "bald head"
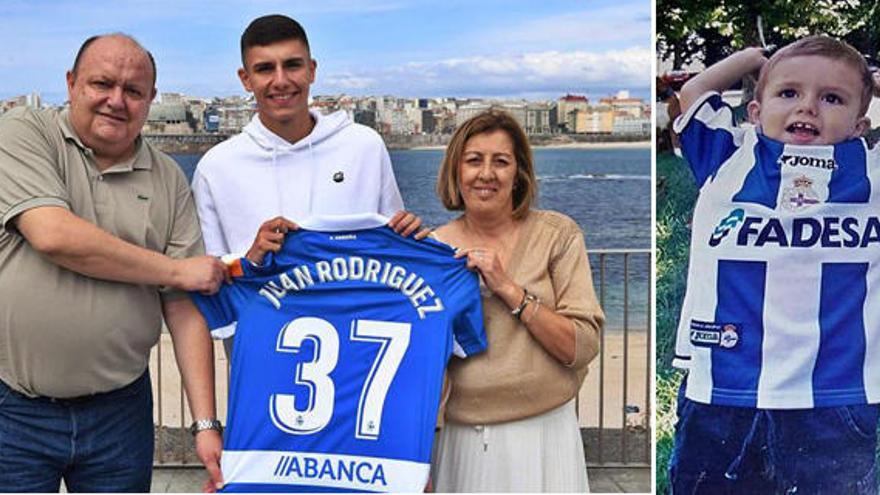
[65,33,157,166]
[72,34,156,86]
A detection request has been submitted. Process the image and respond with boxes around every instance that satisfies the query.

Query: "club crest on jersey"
[781,175,821,211]
[719,324,739,348]
[708,208,745,246]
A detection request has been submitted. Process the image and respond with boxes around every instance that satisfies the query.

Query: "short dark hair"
[436,109,537,220]
[241,14,310,66]
[72,34,157,85]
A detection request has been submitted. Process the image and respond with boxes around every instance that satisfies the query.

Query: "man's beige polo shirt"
[0,107,204,398]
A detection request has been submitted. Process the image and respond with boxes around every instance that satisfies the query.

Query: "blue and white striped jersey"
[192,214,486,492]
[673,92,880,409]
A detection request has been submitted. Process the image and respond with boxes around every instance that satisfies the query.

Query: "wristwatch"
[189,418,223,436]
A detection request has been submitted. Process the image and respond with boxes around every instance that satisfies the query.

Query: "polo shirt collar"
[59,109,152,172]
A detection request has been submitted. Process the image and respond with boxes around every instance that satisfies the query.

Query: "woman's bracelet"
[511,287,537,320]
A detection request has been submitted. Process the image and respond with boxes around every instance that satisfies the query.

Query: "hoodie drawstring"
[242,110,352,220]
[307,136,315,214]
[273,147,283,217]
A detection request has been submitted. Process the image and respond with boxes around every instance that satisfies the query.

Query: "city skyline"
[1,0,651,104]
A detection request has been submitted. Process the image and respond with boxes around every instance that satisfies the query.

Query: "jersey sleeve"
[673,91,746,186]
[445,262,487,358]
[190,279,241,337]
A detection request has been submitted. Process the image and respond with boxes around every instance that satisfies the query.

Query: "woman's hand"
[455,247,519,302]
[456,245,578,365]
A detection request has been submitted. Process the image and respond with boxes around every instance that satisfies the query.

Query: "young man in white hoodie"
[192,15,421,349]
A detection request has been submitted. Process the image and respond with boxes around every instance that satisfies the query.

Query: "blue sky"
[1,0,651,104]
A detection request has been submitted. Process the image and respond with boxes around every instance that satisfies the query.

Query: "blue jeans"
[0,372,154,492]
[669,380,879,495]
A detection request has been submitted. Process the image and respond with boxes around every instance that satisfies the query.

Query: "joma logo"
[778,154,837,170]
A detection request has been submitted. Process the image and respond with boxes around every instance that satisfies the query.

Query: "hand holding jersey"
[455,246,516,297]
[246,217,300,266]
[387,210,429,239]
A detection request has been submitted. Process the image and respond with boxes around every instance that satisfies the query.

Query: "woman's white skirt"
[431,399,588,492]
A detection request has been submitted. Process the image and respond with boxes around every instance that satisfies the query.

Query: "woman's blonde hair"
[436,108,537,219]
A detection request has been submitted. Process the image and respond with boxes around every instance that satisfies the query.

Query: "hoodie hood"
[243,109,352,152]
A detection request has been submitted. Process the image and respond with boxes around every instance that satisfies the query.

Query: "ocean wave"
[537,174,651,181]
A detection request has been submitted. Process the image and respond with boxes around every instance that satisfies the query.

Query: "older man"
[0,34,224,492]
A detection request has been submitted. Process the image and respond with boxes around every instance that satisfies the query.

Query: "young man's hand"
[388,210,430,239]
[245,217,298,265]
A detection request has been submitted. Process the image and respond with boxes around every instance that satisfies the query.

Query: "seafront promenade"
[145,132,650,154]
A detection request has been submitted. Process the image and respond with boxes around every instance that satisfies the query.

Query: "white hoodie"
[192,110,404,257]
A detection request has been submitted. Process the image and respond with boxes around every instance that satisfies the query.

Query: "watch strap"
[189,418,222,436]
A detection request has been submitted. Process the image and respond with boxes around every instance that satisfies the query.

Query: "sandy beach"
[578,331,649,429]
[151,330,649,432]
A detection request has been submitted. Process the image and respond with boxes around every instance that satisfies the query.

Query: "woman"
[430,109,604,492]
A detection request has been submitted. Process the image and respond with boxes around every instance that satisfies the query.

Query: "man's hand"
[388,210,430,239]
[245,217,298,266]
[195,430,224,492]
[171,256,227,294]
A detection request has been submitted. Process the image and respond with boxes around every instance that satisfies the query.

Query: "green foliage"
[655,152,697,494]
[655,153,697,373]
[657,1,880,69]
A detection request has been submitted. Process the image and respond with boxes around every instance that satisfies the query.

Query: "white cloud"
[323,74,376,90]
[318,47,651,98]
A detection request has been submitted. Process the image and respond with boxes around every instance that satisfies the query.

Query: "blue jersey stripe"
[828,140,870,203]
[815,262,868,405]
[678,94,739,185]
[731,136,783,209]
[711,260,766,407]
